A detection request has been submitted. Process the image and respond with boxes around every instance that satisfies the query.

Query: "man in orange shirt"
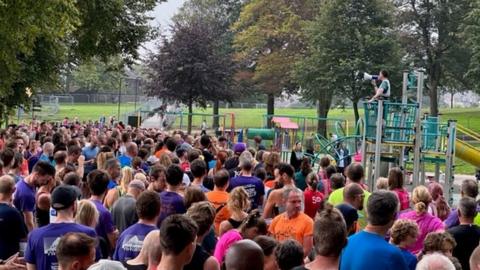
[206,169,230,234]
[268,187,313,257]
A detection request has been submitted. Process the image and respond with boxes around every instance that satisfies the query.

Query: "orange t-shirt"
[206,190,230,235]
[268,212,313,244]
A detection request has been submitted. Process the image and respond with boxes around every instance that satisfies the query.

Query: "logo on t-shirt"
[121,235,144,252]
[44,236,61,256]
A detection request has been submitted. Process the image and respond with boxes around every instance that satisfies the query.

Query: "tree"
[174,0,242,128]
[296,0,401,128]
[147,18,235,134]
[72,57,125,93]
[396,0,471,116]
[232,0,317,127]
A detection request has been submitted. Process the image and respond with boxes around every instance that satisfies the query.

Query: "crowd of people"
[0,119,479,270]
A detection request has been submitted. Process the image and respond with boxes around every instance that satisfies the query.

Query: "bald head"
[225,240,264,270]
[471,245,480,270]
[344,183,364,201]
[126,142,138,157]
[417,253,455,270]
[135,230,161,266]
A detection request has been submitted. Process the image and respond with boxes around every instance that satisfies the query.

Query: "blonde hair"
[75,199,99,228]
[390,219,419,245]
[228,186,250,213]
[97,152,114,170]
[134,173,147,182]
[412,185,432,213]
[375,177,389,190]
[159,153,172,168]
[120,167,134,194]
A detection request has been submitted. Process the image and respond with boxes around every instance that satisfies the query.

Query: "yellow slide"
[455,140,480,168]
[456,124,480,168]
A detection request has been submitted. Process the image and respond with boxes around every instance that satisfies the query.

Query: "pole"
[117,77,122,121]
[134,78,139,112]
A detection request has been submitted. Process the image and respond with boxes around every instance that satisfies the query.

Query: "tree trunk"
[429,80,439,116]
[450,92,454,109]
[352,99,360,126]
[316,100,329,137]
[187,100,193,135]
[266,93,275,128]
[213,100,220,129]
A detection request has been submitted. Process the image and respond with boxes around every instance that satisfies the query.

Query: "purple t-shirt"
[91,199,115,240]
[229,175,265,209]
[398,210,445,254]
[158,191,186,226]
[25,223,96,270]
[13,179,36,213]
[113,223,156,261]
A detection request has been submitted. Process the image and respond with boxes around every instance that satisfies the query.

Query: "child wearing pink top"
[388,167,410,210]
[398,185,444,255]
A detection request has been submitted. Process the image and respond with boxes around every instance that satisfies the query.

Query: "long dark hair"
[300,157,312,176]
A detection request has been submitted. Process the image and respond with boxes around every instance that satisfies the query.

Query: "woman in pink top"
[388,167,410,211]
[213,210,267,264]
[398,185,445,255]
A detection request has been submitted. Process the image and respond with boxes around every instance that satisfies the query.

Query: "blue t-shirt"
[107,180,118,190]
[400,248,417,270]
[25,223,96,270]
[113,223,156,261]
[91,200,115,241]
[82,146,99,161]
[340,230,408,270]
[13,179,36,213]
[118,155,132,168]
[158,191,186,226]
[229,175,265,210]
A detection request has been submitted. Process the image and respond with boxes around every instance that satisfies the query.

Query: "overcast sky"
[140,0,186,57]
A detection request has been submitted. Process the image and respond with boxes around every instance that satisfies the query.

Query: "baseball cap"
[51,185,80,210]
[233,143,246,154]
[335,203,359,229]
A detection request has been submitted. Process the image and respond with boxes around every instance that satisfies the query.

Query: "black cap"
[51,185,79,210]
[336,203,359,229]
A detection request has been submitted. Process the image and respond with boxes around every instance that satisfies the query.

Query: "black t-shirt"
[448,224,480,270]
[183,244,210,270]
[0,203,28,260]
[121,261,147,270]
[202,149,214,168]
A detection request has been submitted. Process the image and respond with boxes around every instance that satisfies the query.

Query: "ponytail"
[414,201,427,213]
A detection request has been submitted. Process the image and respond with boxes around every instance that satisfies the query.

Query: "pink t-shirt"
[398,210,445,254]
[213,229,243,264]
[392,188,410,210]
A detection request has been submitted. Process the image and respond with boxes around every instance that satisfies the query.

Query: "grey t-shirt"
[111,194,138,233]
[379,79,390,98]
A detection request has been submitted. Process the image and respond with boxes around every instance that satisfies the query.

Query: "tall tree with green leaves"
[396,0,471,116]
[175,0,242,128]
[296,0,401,129]
[233,0,317,126]
[147,18,235,134]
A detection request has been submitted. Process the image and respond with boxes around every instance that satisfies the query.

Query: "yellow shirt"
[328,187,371,229]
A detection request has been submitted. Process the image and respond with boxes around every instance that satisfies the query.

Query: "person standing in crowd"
[147,165,166,193]
[398,185,444,255]
[448,197,480,270]
[229,151,264,210]
[328,163,370,228]
[294,204,347,270]
[111,180,145,233]
[88,170,118,257]
[389,219,419,270]
[56,232,97,270]
[275,239,304,270]
[158,165,186,226]
[290,142,304,172]
[263,163,301,219]
[340,190,408,270]
[445,179,479,228]
[428,182,450,221]
[190,159,210,192]
[184,201,220,270]
[218,187,250,236]
[113,191,160,262]
[118,142,138,168]
[0,175,27,261]
[25,186,97,270]
[388,167,410,211]
[122,229,161,270]
[253,236,278,270]
[105,158,121,190]
[418,232,460,269]
[303,172,324,219]
[224,240,264,270]
[470,246,480,270]
[334,143,350,175]
[268,188,313,257]
[294,157,312,191]
[417,253,455,270]
[13,161,55,231]
[206,169,230,234]
[156,215,198,270]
